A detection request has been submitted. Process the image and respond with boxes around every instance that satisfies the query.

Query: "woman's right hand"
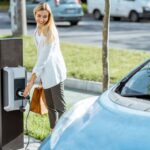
[23,73,37,97]
[39,80,43,88]
[23,82,33,97]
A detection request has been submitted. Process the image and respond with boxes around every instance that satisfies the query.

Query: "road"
[1,11,150,51]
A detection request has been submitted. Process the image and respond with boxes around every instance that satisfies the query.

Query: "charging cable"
[17,90,31,150]
[25,99,31,150]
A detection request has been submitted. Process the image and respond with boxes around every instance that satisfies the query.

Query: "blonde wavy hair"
[33,3,57,43]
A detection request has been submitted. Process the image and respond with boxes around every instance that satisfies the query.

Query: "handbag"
[30,87,48,115]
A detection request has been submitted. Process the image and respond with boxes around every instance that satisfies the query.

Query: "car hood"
[50,89,150,150]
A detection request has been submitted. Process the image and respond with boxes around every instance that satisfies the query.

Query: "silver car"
[25,0,83,25]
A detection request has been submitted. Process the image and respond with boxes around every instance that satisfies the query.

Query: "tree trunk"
[11,0,27,36]
[102,0,110,92]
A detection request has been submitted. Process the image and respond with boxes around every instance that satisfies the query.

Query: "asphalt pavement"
[1,11,150,51]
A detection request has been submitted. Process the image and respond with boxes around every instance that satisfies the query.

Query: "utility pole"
[10,0,27,36]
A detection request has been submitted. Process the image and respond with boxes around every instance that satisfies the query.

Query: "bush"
[82,3,88,14]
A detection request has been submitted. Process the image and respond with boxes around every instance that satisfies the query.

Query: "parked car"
[9,0,84,26]
[87,0,150,22]
[39,59,150,150]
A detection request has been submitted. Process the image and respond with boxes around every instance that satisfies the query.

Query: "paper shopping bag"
[30,87,48,115]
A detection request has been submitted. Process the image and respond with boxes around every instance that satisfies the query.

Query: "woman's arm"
[32,42,53,78]
[23,42,53,97]
[23,73,37,97]
[29,73,37,85]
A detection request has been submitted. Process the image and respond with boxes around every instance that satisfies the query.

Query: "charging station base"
[0,39,24,150]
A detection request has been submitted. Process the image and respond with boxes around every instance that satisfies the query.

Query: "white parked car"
[87,0,150,22]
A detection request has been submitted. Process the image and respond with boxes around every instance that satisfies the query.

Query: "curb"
[27,72,102,94]
[0,9,8,13]
[64,78,102,93]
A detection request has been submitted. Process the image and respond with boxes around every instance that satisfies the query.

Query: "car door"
[26,0,36,21]
[26,0,45,21]
[45,0,56,15]
[110,0,119,16]
[116,0,135,17]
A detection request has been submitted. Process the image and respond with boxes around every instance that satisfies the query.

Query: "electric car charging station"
[3,66,27,112]
[0,38,27,150]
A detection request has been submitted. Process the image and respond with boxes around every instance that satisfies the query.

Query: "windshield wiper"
[122,94,150,100]
[115,59,150,93]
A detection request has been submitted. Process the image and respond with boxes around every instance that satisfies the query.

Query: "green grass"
[23,36,150,84]
[24,112,50,140]
[81,3,88,14]
[0,1,9,11]
[23,36,37,71]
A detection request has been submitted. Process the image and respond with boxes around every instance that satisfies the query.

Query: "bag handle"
[37,80,43,89]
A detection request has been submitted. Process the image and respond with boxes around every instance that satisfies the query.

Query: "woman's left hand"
[23,82,33,97]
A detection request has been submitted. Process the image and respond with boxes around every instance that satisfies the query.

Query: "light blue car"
[39,59,150,150]
[9,0,83,26]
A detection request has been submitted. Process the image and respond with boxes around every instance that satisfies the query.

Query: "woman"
[23,3,67,131]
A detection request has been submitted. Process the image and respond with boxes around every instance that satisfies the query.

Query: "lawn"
[23,36,150,84]
[0,1,9,11]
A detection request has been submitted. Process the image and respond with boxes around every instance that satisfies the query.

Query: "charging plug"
[18,91,24,97]
[17,90,30,113]
[17,90,30,100]
[25,95,30,100]
[20,106,26,112]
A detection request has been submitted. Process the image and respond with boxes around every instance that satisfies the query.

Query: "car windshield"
[28,0,77,4]
[120,61,150,98]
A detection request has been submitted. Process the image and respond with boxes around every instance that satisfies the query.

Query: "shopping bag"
[30,87,48,115]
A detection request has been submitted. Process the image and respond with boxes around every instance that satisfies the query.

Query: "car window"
[27,0,45,4]
[26,0,33,3]
[121,62,150,96]
[60,0,76,4]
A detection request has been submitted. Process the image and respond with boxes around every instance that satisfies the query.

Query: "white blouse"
[32,28,67,89]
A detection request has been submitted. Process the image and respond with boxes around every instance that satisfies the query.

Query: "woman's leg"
[44,88,57,129]
[51,82,66,119]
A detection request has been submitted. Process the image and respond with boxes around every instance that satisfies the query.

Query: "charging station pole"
[0,38,24,150]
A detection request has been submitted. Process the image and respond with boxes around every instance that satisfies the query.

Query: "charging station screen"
[14,79,25,100]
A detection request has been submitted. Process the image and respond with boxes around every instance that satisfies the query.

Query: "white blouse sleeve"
[32,42,52,78]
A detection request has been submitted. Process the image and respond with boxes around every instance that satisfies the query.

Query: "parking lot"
[1,11,150,51]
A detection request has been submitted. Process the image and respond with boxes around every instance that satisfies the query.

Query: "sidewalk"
[21,135,41,150]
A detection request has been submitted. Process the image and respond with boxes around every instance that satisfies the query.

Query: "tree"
[102,0,110,91]
[10,0,27,36]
